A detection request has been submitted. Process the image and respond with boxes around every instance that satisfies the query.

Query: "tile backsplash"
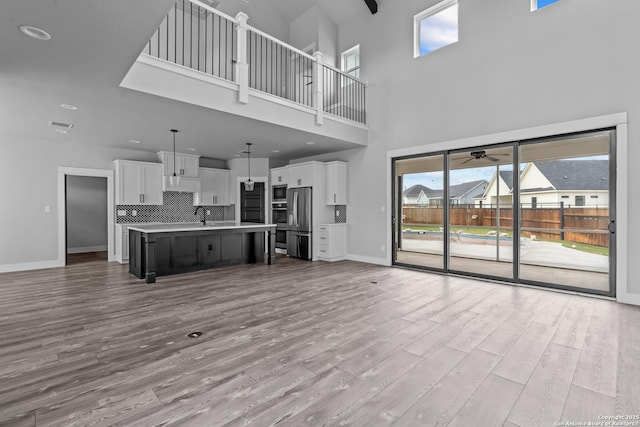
[116,191,234,223]
[335,205,347,223]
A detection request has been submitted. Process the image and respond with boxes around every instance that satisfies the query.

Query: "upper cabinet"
[270,167,289,186]
[157,151,200,178]
[288,162,321,188]
[195,168,231,206]
[114,160,163,205]
[326,161,347,205]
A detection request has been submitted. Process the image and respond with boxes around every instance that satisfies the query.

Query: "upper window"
[531,0,560,11]
[341,45,360,79]
[414,0,458,58]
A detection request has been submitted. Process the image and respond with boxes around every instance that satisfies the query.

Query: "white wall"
[216,0,290,42]
[0,136,157,267]
[296,0,640,295]
[66,176,108,253]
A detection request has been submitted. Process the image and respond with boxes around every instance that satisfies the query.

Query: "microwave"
[272,185,287,201]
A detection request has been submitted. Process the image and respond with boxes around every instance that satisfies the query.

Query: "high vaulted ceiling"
[0,0,368,162]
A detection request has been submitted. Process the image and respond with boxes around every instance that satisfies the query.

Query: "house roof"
[533,160,608,191]
[449,179,487,198]
[404,180,486,200]
[499,171,514,190]
[403,184,433,198]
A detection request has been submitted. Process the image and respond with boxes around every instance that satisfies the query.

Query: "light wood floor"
[0,257,638,426]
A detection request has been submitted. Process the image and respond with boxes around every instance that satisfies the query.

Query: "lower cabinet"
[130,230,266,279]
[316,223,347,261]
[116,224,131,263]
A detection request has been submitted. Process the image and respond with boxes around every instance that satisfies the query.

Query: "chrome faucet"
[194,206,206,225]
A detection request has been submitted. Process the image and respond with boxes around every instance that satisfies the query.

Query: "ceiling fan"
[461,150,508,165]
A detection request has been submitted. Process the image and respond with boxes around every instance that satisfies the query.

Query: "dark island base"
[129,226,276,284]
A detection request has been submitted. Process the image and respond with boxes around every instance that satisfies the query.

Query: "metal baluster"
[197,6,200,71]
[182,0,185,65]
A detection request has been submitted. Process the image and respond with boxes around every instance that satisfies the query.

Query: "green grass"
[561,241,609,256]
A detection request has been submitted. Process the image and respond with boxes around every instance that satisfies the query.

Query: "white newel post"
[235,12,249,105]
[313,51,324,126]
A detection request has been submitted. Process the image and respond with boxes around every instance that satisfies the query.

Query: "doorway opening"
[393,128,616,296]
[65,175,108,265]
[57,167,115,266]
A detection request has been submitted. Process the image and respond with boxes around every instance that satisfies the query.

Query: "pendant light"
[244,142,254,191]
[170,129,180,186]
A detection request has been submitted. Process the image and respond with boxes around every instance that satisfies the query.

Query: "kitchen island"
[128,222,276,284]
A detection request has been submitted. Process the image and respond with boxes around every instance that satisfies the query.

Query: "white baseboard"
[618,291,640,306]
[0,260,64,273]
[346,253,390,266]
[67,245,108,254]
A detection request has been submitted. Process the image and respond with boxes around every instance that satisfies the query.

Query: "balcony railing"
[144,0,367,125]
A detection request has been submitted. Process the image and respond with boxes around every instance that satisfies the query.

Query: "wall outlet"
[380,205,385,212]
[44,205,51,213]
[117,210,127,216]
[132,210,137,216]
[380,245,385,252]
[336,210,340,217]
[207,210,211,215]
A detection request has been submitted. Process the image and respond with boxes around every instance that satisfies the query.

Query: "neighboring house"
[403,184,437,205]
[404,180,487,206]
[475,171,515,207]
[476,160,609,207]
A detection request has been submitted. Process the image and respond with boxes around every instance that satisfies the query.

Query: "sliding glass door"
[392,129,616,296]
[393,154,446,270]
[448,146,515,280]
[518,131,615,295]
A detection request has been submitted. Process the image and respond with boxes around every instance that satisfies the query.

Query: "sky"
[420,3,458,55]
[536,0,560,10]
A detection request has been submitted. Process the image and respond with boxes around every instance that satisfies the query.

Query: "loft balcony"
[121,0,368,147]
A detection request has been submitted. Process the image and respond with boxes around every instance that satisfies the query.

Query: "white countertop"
[128,221,276,233]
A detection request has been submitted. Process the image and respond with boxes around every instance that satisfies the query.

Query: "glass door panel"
[518,130,614,295]
[393,154,445,270]
[448,146,515,279]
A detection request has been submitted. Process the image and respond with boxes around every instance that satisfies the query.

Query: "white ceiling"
[0,0,369,162]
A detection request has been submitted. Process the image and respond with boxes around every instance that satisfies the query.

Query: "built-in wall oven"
[272,201,288,249]
[272,185,287,203]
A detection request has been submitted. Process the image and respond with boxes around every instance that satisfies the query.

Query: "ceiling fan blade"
[461,157,474,165]
[485,156,500,162]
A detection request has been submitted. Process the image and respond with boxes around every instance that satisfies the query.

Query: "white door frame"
[57,167,115,264]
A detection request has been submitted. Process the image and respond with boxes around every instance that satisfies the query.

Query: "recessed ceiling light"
[129,139,141,144]
[187,148,196,152]
[19,25,51,41]
[306,141,315,145]
[272,150,280,153]
[55,129,68,134]
[60,104,78,110]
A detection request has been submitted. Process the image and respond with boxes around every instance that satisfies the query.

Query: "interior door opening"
[65,175,109,265]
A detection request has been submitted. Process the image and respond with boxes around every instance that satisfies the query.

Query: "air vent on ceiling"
[49,121,74,129]
[176,0,221,17]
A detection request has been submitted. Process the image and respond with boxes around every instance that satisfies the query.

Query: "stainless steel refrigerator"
[286,187,312,260]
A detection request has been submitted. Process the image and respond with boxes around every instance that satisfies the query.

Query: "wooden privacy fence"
[402,206,609,247]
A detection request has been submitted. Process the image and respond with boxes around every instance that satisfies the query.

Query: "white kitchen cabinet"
[114,160,163,205]
[316,223,347,261]
[288,162,326,188]
[326,161,347,205]
[195,168,231,206]
[270,167,289,186]
[115,223,131,263]
[157,151,200,178]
